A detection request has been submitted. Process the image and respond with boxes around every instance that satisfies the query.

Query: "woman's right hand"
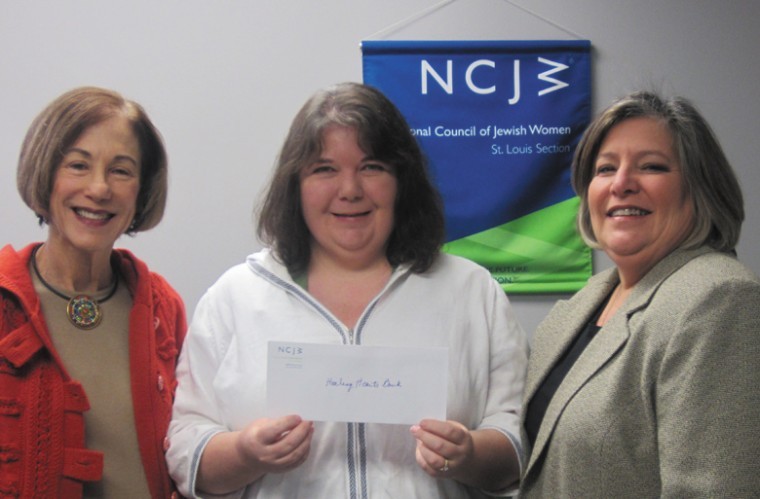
[197,415,314,495]
[234,415,314,473]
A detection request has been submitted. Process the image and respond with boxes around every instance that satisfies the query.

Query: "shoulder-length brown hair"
[572,90,744,253]
[257,82,445,274]
[17,86,168,233]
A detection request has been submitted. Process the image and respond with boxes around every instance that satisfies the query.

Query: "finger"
[418,419,467,443]
[271,424,314,468]
[414,441,437,476]
[264,415,305,440]
[412,424,453,459]
[275,420,314,450]
[414,440,453,477]
[268,420,313,454]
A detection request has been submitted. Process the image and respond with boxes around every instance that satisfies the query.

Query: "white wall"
[2,0,758,337]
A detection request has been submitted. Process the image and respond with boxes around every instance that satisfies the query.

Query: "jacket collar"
[246,247,414,291]
[0,243,42,311]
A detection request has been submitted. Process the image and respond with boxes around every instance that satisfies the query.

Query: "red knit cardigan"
[0,244,187,498]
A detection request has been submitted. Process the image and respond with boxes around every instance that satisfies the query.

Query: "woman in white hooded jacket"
[166,82,528,499]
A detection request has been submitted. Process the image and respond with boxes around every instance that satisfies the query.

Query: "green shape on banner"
[443,197,592,294]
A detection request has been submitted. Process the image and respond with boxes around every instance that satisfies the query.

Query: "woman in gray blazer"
[520,91,760,497]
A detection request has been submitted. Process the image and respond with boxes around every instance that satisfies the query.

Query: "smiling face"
[46,114,141,260]
[299,125,397,269]
[588,116,695,284]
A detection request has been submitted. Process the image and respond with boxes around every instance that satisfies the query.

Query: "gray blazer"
[520,247,760,498]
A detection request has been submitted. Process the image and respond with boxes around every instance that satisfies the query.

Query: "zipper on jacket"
[250,259,400,345]
[251,258,410,497]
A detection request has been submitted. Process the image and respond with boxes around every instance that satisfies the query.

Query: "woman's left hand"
[410,419,473,479]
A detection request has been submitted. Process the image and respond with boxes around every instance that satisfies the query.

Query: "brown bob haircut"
[572,90,744,253]
[257,82,445,275]
[17,86,168,234]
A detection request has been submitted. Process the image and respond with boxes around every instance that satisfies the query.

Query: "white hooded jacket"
[167,249,528,498]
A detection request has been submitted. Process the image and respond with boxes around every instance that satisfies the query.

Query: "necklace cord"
[31,245,119,303]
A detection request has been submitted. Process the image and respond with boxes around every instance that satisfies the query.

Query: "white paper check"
[266,341,448,425]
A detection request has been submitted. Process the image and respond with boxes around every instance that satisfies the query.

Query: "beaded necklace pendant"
[67,295,105,329]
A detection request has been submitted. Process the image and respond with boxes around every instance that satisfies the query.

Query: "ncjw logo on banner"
[420,56,572,104]
[362,40,593,293]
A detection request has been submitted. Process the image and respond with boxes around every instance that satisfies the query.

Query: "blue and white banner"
[362,40,593,293]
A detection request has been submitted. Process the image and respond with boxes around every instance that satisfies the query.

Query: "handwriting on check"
[325,377,402,392]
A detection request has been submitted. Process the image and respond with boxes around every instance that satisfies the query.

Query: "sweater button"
[157,375,165,392]
[163,437,170,451]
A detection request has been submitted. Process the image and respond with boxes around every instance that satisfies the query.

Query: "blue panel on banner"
[362,40,591,242]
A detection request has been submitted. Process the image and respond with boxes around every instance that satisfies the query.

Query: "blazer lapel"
[524,269,625,475]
